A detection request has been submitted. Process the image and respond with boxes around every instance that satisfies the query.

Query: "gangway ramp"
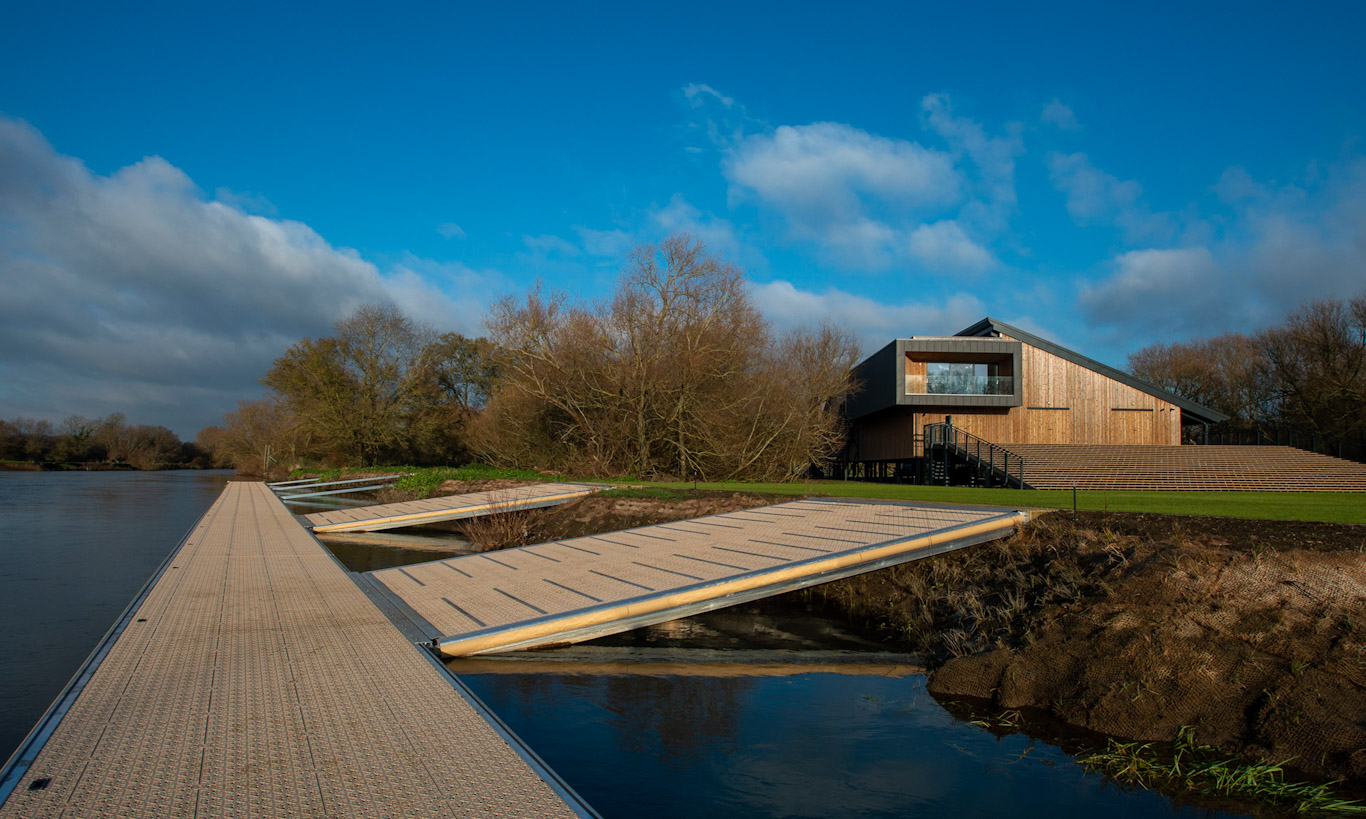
[367,499,1028,657]
[305,482,605,533]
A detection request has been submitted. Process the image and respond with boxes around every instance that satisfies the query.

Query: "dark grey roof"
[957,317,1229,424]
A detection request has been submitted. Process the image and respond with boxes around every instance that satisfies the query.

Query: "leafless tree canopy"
[1128,289,1366,441]
[474,235,859,480]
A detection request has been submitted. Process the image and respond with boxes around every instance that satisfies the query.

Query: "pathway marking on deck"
[369,499,1027,657]
[304,482,605,533]
[0,482,593,819]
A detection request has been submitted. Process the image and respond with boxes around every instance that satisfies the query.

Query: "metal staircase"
[923,423,1029,488]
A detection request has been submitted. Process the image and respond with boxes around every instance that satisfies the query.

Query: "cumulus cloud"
[1079,155,1366,338]
[1040,99,1080,130]
[0,116,495,435]
[907,220,995,272]
[712,91,1013,273]
[1078,248,1225,336]
[751,279,985,350]
[1047,151,1176,243]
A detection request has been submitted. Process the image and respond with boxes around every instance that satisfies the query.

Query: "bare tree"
[476,235,859,480]
[1258,296,1366,438]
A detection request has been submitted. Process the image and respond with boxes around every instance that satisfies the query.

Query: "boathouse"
[843,318,1366,491]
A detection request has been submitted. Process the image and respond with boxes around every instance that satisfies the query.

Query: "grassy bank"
[650,480,1366,524]
[287,464,1366,524]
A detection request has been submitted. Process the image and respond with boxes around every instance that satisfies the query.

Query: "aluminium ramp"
[366,499,1027,657]
[305,482,605,533]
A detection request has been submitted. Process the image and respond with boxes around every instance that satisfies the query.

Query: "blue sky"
[2,1,1364,435]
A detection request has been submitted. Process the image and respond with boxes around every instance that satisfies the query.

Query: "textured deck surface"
[0,482,586,819]
[303,482,603,533]
[370,499,1025,656]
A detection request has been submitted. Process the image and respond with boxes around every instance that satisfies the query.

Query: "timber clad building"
[847,317,1227,463]
[844,317,1366,491]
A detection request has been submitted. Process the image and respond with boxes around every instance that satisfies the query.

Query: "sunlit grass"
[644,480,1366,524]
[1079,727,1364,814]
[286,464,1365,523]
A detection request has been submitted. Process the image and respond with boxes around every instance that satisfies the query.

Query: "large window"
[921,362,1012,395]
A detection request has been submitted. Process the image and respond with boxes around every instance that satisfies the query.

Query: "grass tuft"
[1079,726,1364,814]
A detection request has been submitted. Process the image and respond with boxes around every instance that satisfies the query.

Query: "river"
[0,471,1249,817]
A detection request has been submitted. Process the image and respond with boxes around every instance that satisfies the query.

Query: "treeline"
[197,306,496,475]
[1128,289,1366,443]
[201,236,857,480]
[0,414,202,470]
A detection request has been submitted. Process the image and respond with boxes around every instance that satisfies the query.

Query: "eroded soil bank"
[797,510,1366,785]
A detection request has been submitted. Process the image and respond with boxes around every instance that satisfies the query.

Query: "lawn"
[646,480,1366,525]
[290,464,1365,524]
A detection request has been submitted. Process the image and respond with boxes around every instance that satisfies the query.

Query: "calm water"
[0,469,231,761]
[0,471,1251,817]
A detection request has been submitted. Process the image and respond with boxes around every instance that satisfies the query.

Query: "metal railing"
[906,375,1014,396]
[1197,426,1365,464]
[923,422,1028,488]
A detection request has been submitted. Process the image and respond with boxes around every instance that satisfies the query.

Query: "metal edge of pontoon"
[415,649,604,819]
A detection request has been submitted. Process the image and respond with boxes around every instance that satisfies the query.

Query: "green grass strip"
[643,481,1366,524]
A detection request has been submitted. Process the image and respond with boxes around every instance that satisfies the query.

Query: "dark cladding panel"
[846,341,899,419]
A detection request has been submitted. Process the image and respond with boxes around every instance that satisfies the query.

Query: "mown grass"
[285,465,1364,523]
[1079,727,1364,814]
[646,480,1366,524]
[597,487,695,501]
[288,464,559,498]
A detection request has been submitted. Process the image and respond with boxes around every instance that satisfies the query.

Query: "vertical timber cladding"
[913,334,1182,445]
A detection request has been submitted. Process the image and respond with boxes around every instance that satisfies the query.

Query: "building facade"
[845,317,1226,465]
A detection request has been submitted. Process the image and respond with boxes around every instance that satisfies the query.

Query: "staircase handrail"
[923,423,1028,488]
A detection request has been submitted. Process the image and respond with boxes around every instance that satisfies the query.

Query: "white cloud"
[724,121,962,269]
[1079,155,1366,339]
[1047,151,1176,243]
[437,221,466,239]
[751,280,985,351]
[907,220,995,272]
[0,116,495,435]
[649,194,760,266]
[716,93,1017,272]
[727,121,961,222]
[1040,99,1080,130]
[1078,247,1225,335]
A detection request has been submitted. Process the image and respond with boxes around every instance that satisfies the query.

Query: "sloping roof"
[957,317,1229,424]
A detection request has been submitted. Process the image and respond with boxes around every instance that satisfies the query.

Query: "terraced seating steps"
[965,444,1366,492]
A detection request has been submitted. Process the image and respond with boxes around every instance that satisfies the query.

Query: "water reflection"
[458,665,1247,819]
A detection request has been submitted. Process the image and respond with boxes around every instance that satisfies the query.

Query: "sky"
[1,1,1364,437]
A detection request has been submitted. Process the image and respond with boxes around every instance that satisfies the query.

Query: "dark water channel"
[0,473,1254,817]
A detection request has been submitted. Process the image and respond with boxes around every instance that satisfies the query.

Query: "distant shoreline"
[0,461,201,472]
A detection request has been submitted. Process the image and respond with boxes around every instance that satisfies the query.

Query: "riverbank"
[800,510,1366,787]
[299,473,1366,790]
